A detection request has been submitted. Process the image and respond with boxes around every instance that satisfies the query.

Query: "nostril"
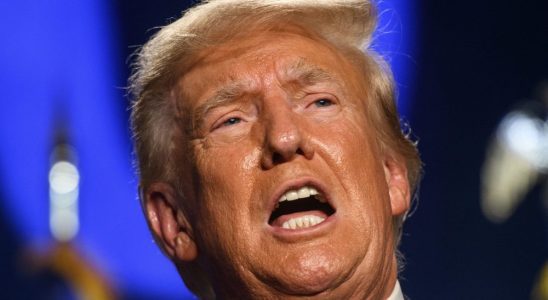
[272,152,284,165]
[271,148,306,165]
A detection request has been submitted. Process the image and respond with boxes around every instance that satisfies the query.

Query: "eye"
[220,117,242,127]
[314,98,334,107]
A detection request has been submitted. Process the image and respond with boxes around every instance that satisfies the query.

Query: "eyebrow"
[192,80,251,132]
[191,59,336,132]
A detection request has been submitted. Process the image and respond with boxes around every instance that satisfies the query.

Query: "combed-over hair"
[129,0,421,298]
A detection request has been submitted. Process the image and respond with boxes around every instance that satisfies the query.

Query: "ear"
[141,182,198,262]
[383,155,411,217]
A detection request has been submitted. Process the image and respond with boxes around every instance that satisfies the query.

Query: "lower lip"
[268,212,337,241]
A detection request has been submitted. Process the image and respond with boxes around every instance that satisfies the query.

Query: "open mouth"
[268,186,335,230]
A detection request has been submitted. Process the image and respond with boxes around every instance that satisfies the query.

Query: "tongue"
[271,210,328,228]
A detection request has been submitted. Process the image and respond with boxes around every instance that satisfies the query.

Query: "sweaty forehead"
[175,28,361,118]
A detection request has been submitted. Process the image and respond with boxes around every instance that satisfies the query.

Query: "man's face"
[172,29,405,298]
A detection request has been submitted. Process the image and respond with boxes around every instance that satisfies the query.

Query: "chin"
[259,245,355,297]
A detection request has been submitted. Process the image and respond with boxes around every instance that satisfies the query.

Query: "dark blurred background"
[0,0,546,299]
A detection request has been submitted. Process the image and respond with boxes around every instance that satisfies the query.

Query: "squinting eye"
[314,98,333,107]
[221,117,241,127]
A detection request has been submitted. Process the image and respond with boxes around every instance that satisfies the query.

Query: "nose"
[260,103,314,169]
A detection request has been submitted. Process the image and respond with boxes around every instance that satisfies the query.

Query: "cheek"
[200,143,260,187]
[313,113,390,218]
[316,111,384,183]
[192,139,261,228]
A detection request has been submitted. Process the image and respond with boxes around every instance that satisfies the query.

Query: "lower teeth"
[282,215,326,229]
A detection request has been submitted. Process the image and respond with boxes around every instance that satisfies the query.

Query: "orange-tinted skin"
[146,29,410,299]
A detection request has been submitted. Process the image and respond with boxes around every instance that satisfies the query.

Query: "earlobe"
[174,231,198,261]
[383,156,411,217]
[142,182,198,262]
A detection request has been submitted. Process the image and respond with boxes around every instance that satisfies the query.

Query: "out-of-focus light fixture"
[498,112,548,170]
[45,138,116,300]
[49,144,80,242]
[481,82,548,223]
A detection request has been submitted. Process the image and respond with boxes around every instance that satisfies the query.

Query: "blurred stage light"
[49,160,80,242]
[49,161,80,195]
[482,85,548,223]
[498,112,548,170]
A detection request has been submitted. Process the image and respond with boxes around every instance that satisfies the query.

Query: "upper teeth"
[278,186,324,202]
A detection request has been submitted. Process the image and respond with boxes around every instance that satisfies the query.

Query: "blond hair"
[129,0,421,297]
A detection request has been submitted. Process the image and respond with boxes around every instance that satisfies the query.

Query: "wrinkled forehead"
[174,26,368,117]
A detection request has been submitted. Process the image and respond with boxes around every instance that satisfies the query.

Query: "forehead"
[195,30,340,68]
[177,28,364,112]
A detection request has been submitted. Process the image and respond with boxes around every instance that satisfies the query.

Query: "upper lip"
[266,176,334,223]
